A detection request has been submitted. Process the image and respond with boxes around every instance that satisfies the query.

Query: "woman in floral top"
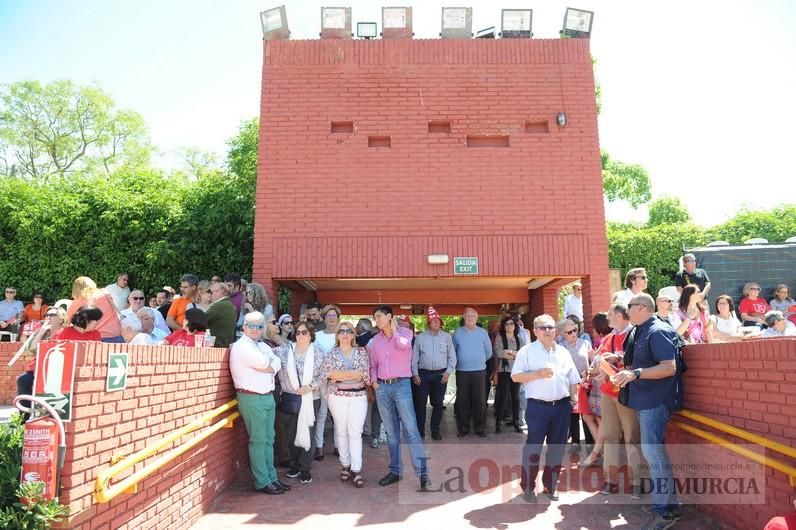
[320,321,371,488]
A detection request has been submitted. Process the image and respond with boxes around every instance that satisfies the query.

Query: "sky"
[2,0,795,227]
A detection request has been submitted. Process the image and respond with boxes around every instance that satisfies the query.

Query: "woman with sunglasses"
[275,321,323,485]
[319,321,371,487]
[492,316,524,433]
[557,318,592,449]
[277,314,295,342]
[739,282,770,328]
[16,306,69,411]
[195,280,213,312]
[612,268,648,306]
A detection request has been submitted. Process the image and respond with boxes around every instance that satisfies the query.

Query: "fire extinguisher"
[13,395,66,502]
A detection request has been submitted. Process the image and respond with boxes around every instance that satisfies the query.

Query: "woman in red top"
[21,290,49,340]
[163,308,207,347]
[53,306,104,342]
[739,282,770,327]
[66,276,122,342]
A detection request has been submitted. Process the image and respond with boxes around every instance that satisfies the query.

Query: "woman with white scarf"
[320,321,371,488]
[275,320,323,485]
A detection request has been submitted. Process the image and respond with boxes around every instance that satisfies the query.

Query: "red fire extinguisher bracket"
[13,395,68,501]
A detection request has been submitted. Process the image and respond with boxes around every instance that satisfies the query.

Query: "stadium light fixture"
[561,8,594,38]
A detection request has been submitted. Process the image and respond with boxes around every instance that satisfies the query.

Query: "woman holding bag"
[321,321,371,488]
[275,321,322,485]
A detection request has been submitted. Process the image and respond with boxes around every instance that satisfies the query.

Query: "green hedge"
[0,168,253,300]
[608,205,796,297]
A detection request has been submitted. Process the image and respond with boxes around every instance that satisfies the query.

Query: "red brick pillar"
[528,287,559,323]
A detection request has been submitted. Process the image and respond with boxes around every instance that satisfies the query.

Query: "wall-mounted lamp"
[557,112,567,127]
[427,254,450,264]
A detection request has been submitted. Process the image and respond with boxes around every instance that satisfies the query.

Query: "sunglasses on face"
[282,321,293,326]
[46,313,59,318]
[564,329,578,335]
[636,276,648,280]
[749,287,760,291]
[337,328,354,335]
[295,329,310,336]
[131,296,145,301]
[535,325,555,331]
[246,324,264,330]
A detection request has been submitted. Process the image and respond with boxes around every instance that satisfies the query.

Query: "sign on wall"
[33,341,79,422]
[453,257,479,275]
[106,352,128,392]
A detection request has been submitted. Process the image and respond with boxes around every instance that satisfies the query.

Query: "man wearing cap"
[452,307,493,437]
[412,306,457,440]
[675,253,711,298]
[512,314,580,502]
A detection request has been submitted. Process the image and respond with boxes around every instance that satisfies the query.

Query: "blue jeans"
[639,403,678,516]
[376,378,428,477]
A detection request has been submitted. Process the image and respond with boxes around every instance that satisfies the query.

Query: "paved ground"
[192,406,724,530]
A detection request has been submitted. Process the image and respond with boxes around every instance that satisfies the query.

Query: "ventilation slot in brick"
[525,120,550,134]
[368,135,391,148]
[466,135,510,148]
[428,120,451,133]
[331,121,354,133]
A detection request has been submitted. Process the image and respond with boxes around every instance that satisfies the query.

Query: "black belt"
[237,389,273,396]
[378,377,408,384]
[419,369,446,374]
[527,396,570,406]
[336,387,367,393]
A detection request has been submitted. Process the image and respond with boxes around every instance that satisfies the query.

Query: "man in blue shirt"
[612,293,681,530]
[452,308,492,437]
[0,286,24,340]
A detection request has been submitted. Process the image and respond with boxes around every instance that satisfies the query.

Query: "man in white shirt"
[120,315,152,345]
[136,308,168,342]
[563,282,584,321]
[230,311,291,495]
[105,273,131,312]
[511,314,580,502]
[122,290,169,334]
[613,268,648,306]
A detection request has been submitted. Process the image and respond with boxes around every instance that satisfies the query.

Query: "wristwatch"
[633,368,642,379]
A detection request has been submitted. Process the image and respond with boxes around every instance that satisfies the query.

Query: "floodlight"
[357,22,378,39]
[440,7,472,39]
[561,8,593,38]
[476,26,495,39]
[500,9,532,38]
[321,7,352,39]
[260,6,289,40]
[382,7,413,38]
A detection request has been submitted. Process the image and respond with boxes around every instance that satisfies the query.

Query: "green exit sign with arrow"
[107,352,128,392]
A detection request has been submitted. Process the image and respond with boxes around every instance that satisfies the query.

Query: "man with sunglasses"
[122,290,170,335]
[207,282,237,348]
[614,268,649,306]
[512,314,580,503]
[230,311,291,494]
[675,253,711,299]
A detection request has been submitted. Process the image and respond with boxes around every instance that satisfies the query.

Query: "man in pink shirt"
[368,305,430,490]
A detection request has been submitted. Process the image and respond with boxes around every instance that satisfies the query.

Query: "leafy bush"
[0,414,69,530]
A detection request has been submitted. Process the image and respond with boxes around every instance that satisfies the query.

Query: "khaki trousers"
[600,393,641,486]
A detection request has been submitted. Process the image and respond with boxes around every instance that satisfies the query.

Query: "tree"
[601,150,652,208]
[0,80,149,181]
[647,196,691,226]
[226,117,259,185]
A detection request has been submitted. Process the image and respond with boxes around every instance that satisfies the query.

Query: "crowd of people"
[4,254,795,530]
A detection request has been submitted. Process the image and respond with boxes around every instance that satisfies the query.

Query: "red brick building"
[253,37,609,320]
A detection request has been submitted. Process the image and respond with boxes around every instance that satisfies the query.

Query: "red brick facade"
[253,38,610,318]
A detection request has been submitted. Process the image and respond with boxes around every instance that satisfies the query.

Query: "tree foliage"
[0,80,149,181]
[647,196,691,226]
[601,150,652,208]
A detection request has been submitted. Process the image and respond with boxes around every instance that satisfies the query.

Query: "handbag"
[278,392,302,415]
[572,383,590,414]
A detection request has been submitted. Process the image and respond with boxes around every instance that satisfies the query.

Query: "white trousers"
[327,393,368,472]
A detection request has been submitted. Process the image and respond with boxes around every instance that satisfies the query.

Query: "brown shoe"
[314,448,324,461]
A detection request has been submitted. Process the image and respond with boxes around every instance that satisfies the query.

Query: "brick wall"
[669,338,796,529]
[0,341,29,404]
[253,38,611,312]
[41,342,248,530]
